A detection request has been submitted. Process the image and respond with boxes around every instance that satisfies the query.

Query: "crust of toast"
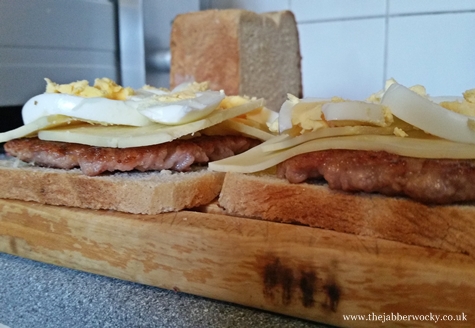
[218,172,475,257]
[170,9,302,111]
[0,159,225,214]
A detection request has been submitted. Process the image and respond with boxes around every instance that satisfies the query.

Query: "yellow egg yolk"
[45,77,134,100]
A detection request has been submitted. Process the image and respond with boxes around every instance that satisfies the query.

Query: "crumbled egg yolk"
[141,84,169,93]
[45,78,134,100]
[382,106,394,126]
[393,127,408,137]
[440,88,475,117]
[467,119,475,131]
[464,88,475,102]
[219,95,253,109]
[292,96,345,133]
[267,120,279,134]
[148,81,212,103]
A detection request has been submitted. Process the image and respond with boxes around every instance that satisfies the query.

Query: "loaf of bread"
[218,172,475,257]
[0,159,225,214]
[170,9,302,111]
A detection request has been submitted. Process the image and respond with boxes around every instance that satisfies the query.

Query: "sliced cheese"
[38,99,264,148]
[220,120,275,141]
[200,120,275,141]
[261,126,395,152]
[208,134,475,173]
[0,115,74,143]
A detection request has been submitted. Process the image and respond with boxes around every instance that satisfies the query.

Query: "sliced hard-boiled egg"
[381,83,475,144]
[278,95,331,134]
[22,93,153,127]
[21,79,228,128]
[367,78,428,103]
[138,90,225,125]
[277,97,295,134]
[322,101,393,127]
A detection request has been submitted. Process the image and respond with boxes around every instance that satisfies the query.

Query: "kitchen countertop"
[0,253,332,328]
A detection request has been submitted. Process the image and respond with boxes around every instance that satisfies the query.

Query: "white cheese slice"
[261,126,395,152]
[0,115,74,143]
[218,120,275,141]
[22,94,153,127]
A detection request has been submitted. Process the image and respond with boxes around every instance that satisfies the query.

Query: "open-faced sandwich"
[0,78,276,214]
[210,79,475,256]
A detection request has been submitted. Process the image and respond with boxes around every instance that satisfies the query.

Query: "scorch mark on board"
[257,254,341,312]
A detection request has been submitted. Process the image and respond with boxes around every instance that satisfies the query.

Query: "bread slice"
[170,9,302,111]
[218,172,475,257]
[0,159,225,214]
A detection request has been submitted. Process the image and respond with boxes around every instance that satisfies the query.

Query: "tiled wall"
[210,0,475,101]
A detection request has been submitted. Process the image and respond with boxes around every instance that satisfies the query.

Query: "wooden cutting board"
[0,198,473,328]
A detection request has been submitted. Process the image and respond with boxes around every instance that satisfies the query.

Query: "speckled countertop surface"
[0,253,333,328]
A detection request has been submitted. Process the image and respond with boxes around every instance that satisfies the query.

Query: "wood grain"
[0,199,473,327]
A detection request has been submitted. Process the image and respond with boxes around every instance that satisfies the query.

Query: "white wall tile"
[386,13,475,95]
[290,0,386,22]
[389,0,475,15]
[209,0,290,12]
[299,19,385,100]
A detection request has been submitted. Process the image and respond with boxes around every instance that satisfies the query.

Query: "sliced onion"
[381,83,475,144]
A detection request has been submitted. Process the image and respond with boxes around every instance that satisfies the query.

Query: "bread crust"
[218,172,475,257]
[0,159,225,214]
[170,9,302,111]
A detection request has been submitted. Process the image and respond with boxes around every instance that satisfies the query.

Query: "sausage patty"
[277,149,475,204]
[4,136,260,176]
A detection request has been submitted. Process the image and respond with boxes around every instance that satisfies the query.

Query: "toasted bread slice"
[0,159,225,214]
[218,172,475,257]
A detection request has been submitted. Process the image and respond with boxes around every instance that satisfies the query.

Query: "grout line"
[298,14,385,24]
[390,9,475,17]
[297,9,475,25]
